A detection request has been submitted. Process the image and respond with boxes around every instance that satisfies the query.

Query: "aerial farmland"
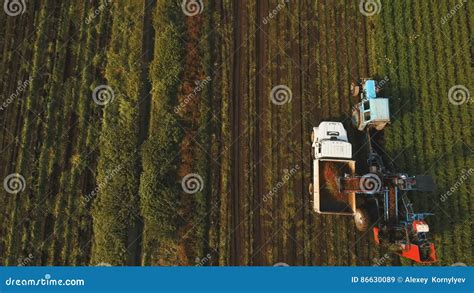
[0,0,471,267]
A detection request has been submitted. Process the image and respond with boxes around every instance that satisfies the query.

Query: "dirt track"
[230,0,244,266]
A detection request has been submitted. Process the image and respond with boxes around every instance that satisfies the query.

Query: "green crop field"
[0,0,472,266]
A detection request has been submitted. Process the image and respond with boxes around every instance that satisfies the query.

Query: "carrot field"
[0,0,472,266]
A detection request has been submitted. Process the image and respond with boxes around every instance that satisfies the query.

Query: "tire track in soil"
[252,0,266,265]
[305,2,325,265]
[310,0,324,265]
[300,0,313,265]
[230,0,244,266]
[289,0,303,266]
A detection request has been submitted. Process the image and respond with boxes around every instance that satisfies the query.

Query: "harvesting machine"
[309,79,437,263]
[339,141,437,264]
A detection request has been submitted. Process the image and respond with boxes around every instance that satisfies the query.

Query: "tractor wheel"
[354,208,370,232]
[311,127,318,143]
[351,107,360,128]
[419,242,431,261]
[308,183,314,195]
[350,82,360,97]
[375,122,388,131]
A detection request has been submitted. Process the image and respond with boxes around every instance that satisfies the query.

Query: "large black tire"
[354,208,370,232]
[351,106,360,129]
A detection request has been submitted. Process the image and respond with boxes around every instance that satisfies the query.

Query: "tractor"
[351,78,390,131]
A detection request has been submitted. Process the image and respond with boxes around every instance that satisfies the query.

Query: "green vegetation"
[0,0,471,266]
[139,1,185,265]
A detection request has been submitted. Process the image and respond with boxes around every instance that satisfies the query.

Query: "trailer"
[310,158,356,215]
[309,122,356,215]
